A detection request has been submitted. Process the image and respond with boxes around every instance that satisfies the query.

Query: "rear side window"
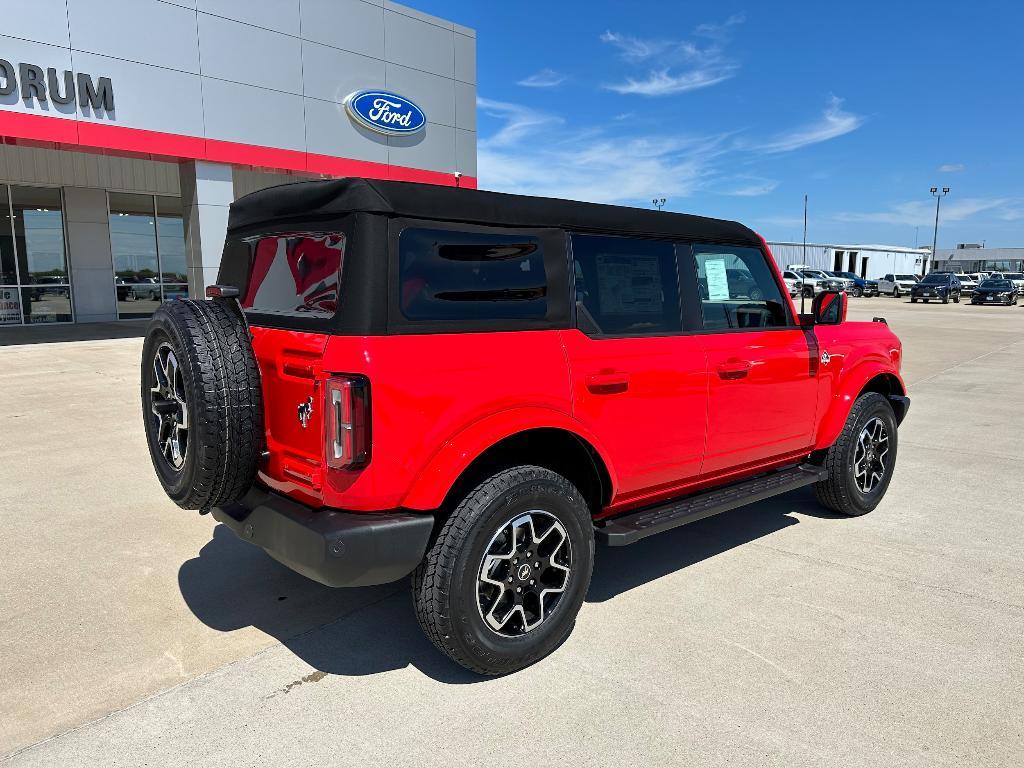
[398,227,546,321]
[239,232,344,317]
[693,244,790,330]
[571,234,681,335]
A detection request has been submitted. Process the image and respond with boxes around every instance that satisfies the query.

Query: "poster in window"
[0,287,22,324]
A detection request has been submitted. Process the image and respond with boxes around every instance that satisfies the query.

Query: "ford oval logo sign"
[344,90,426,136]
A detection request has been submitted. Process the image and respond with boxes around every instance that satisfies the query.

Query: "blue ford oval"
[344,90,427,136]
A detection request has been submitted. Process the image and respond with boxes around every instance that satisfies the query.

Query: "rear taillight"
[324,375,370,469]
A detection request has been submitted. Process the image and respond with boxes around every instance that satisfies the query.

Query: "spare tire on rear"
[141,298,264,512]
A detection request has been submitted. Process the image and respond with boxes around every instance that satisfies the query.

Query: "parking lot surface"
[2,300,1022,766]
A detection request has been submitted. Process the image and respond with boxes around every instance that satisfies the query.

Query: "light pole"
[928,187,949,274]
[652,198,666,211]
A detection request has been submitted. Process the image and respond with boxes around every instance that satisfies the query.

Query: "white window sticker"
[705,259,730,301]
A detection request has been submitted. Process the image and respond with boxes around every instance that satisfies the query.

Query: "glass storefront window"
[110,193,187,320]
[1,185,73,324]
[0,186,15,285]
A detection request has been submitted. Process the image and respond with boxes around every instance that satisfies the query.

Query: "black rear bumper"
[212,488,434,588]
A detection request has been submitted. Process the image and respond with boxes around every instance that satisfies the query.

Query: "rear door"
[689,243,819,475]
[562,234,708,503]
[235,231,348,505]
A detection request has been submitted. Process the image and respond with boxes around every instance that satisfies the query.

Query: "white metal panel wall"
[0,0,478,177]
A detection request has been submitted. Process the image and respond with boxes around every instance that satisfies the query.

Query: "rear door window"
[239,232,344,317]
[570,234,681,336]
[692,244,791,330]
[397,227,547,322]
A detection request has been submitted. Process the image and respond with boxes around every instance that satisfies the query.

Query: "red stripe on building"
[1,111,476,188]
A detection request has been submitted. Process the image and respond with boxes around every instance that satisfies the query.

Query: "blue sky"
[423,0,1023,247]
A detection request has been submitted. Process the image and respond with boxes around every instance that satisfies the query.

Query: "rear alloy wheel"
[476,512,572,636]
[413,466,594,675]
[814,392,899,516]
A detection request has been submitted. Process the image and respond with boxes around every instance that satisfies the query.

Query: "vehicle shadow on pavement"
[587,487,843,603]
[178,525,483,684]
[178,488,839,683]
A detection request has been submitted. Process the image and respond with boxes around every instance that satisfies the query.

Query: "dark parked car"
[971,279,1018,305]
[829,271,878,297]
[910,273,960,304]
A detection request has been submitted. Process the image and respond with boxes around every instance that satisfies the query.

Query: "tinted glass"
[1004,273,1024,279]
[399,227,546,322]
[156,196,186,283]
[21,285,72,324]
[982,280,1011,289]
[0,185,15,284]
[921,274,947,284]
[896,274,917,281]
[240,232,345,317]
[570,234,679,335]
[693,244,789,330]
[11,186,67,284]
[110,193,159,319]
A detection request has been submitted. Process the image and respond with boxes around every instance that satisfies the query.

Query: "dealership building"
[0,0,476,326]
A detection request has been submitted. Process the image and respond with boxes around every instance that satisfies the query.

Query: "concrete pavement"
[1,299,1022,766]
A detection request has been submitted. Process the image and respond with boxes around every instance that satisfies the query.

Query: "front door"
[690,243,819,475]
[563,234,708,502]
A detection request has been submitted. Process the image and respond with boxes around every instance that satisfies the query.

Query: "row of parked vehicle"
[782,266,879,299]
[882,271,1024,306]
[782,265,1024,306]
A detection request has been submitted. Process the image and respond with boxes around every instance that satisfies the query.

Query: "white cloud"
[834,197,1018,226]
[475,91,866,208]
[749,96,864,153]
[517,68,567,88]
[477,97,729,204]
[601,20,741,97]
[938,163,965,172]
[606,67,737,96]
[599,30,675,62]
[476,97,562,148]
[721,178,780,197]
[695,13,746,39]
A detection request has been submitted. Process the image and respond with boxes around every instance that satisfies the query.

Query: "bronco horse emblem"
[297,396,313,428]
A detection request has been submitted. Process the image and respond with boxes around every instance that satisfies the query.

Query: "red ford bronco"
[142,179,909,674]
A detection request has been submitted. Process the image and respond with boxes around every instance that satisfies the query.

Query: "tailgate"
[249,325,330,507]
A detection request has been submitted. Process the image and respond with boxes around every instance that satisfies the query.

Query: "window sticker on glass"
[596,253,662,315]
[705,258,730,301]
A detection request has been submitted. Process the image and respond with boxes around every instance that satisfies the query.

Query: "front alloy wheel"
[149,342,189,470]
[814,392,899,516]
[852,417,889,494]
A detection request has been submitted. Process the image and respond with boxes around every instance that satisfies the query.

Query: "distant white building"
[766,242,930,280]
[932,247,1024,273]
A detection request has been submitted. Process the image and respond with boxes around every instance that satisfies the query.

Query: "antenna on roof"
[800,194,809,316]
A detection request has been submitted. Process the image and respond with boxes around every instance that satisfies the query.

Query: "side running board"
[595,464,827,546]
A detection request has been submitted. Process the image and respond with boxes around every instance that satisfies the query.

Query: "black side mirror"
[811,290,847,325]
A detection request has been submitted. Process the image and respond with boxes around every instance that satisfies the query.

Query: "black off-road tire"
[412,466,594,675]
[814,392,898,516]
[141,298,263,512]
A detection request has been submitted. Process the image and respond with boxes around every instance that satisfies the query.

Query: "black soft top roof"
[227,177,761,245]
